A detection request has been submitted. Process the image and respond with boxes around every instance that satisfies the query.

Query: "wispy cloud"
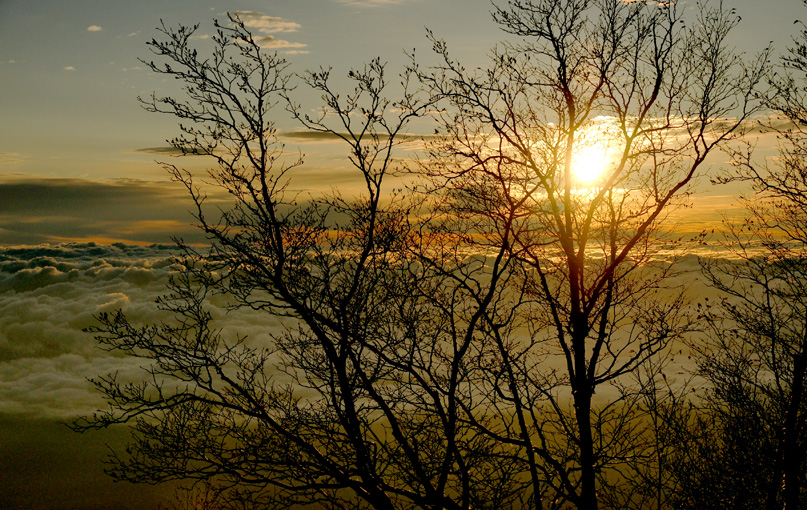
[86,25,102,32]
[334,0,408,6]
[133,146,207,155]
[63,66,76,71]
[0,177,197,245]
[0,153,23,165]
[231,11,307,51]
[232,11,301,32]
[281,130,439,142]
[254,35,308,50]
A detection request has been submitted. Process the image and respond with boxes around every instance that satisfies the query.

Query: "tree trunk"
[575,384,598,510]
[783,351,806,510]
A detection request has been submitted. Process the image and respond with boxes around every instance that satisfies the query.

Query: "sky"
[2,0,807,508]
[0,0,506,246]
[0,0,805,246]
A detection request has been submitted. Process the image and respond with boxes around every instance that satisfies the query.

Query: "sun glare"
[572,142,612,185]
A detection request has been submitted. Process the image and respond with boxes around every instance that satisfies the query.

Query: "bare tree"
[695,212,807,510]
[74,3,769,510]
[696,12,807,507]
[413,0,767,508]
[74,12,532,510]
[78,13,424,509]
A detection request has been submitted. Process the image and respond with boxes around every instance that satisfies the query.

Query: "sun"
[571,141,612,185]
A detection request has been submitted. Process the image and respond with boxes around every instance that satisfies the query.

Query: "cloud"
[0,153,22,165]
[280,130,439,143]
[86,25,103,32]
[0,232,719,510]
[63,66,76,71]
[133,146,207,156]
[0,172,360,246]
[134,146,186,155]
[0,242,288,420]
[232,11,301,32]
[334,0,407,6]
[231,11,307,51]
[253,35,307,50]
[0,240,718,421]
[0,177,204,245]
[0,242,290,505]
[0,243,176,365]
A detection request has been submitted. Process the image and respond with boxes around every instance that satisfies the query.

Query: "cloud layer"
[0,177,203,245]
[334,0,408,6]
[0,243,176,417]
[0,240,719,510]
[0,242,281,508]
[0,242,288,419]
[0,240,724,422]
[231,11,307,52]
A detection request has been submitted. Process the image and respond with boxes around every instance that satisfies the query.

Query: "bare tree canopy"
[689,10,807,509]
[74,3,770,509]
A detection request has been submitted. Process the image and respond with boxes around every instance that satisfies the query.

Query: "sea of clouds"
[0,243,179,418]
[0,242,717,421]
[0,241,300,421]
[0,243,212,508]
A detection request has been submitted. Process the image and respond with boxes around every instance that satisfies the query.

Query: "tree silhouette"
[413,0,767,507]
[693,15,807,508]
[74,3,769,509]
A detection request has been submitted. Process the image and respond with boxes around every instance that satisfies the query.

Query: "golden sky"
[0,0,804,246]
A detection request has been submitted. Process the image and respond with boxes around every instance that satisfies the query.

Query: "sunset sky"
[0,0,804,246]
[0,0,507,246]
[2,0,807,508]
